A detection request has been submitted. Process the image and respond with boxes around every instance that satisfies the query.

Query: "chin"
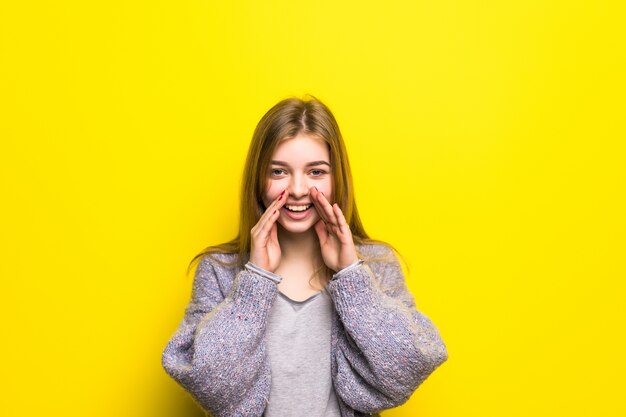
[277,216,319,235]
[278,222,314,234]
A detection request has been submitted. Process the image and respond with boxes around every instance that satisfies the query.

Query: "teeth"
[285,204,311,212]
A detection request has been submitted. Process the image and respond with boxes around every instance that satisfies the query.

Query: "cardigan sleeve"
[327,245,448,413]
[161,254,278,416]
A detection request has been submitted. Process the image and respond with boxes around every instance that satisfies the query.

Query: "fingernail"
[313,186,318,192]
[279,190,285,198]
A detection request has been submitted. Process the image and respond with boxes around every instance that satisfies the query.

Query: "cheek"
[263,181,282,204]
[318,179,333,200]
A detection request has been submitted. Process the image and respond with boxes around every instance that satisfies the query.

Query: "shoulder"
[356,241,405,279]
[196,251,241,271]
[356,242,410,296]
[356,242,397,263]
[191,252,242,301]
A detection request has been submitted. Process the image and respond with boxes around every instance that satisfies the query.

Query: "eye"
[270,168,286,176]
[310,169,327,176]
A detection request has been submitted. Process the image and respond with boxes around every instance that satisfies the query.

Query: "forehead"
[271,133,329,163]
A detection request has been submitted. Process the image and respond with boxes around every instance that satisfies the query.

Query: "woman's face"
[262,133,334,235]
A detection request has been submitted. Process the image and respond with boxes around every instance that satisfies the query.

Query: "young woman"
[161,96,448,417]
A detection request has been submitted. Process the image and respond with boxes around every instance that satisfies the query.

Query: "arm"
[161,254,279,416]
[328,245,448,412]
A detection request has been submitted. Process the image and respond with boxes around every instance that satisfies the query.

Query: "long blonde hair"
[188,95,405,281]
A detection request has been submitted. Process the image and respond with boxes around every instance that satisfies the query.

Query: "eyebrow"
[271,160,331,168]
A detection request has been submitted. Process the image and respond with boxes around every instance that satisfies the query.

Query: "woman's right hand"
[249,189,288,272]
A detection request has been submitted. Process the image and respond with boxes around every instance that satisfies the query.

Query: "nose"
[288,173,310,200]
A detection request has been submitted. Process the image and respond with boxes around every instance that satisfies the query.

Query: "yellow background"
[1,1,624,416]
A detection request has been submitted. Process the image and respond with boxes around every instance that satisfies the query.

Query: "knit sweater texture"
[161,243,448,416]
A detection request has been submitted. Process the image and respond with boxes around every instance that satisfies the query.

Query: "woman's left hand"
[310,186,359,272]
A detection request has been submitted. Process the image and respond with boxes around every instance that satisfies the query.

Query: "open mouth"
[284,204,312,213]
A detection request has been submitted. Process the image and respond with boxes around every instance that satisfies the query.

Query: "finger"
[258,207,283,243]
[310,187,332,224]
[333,203,352,238]
[254,189,288,236]
[309,186,331,224]
[314,187,337,226]
[269,220,278,245]
[324,204,348,239]
[252,195,282,233]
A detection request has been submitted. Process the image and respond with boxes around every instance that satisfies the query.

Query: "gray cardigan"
[162,244,448,416]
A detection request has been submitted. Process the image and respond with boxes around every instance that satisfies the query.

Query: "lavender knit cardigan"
[161,244,448,416]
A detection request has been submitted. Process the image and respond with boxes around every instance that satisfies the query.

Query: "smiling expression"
[262,133,333,235]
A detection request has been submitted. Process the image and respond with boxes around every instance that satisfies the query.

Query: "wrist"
[337,257,360,272]
[245,261,282,284]
[332,258,364,281]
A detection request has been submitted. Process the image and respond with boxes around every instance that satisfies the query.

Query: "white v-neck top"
[262,286,341,417]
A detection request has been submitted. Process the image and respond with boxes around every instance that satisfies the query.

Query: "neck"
[277,225,322,264]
